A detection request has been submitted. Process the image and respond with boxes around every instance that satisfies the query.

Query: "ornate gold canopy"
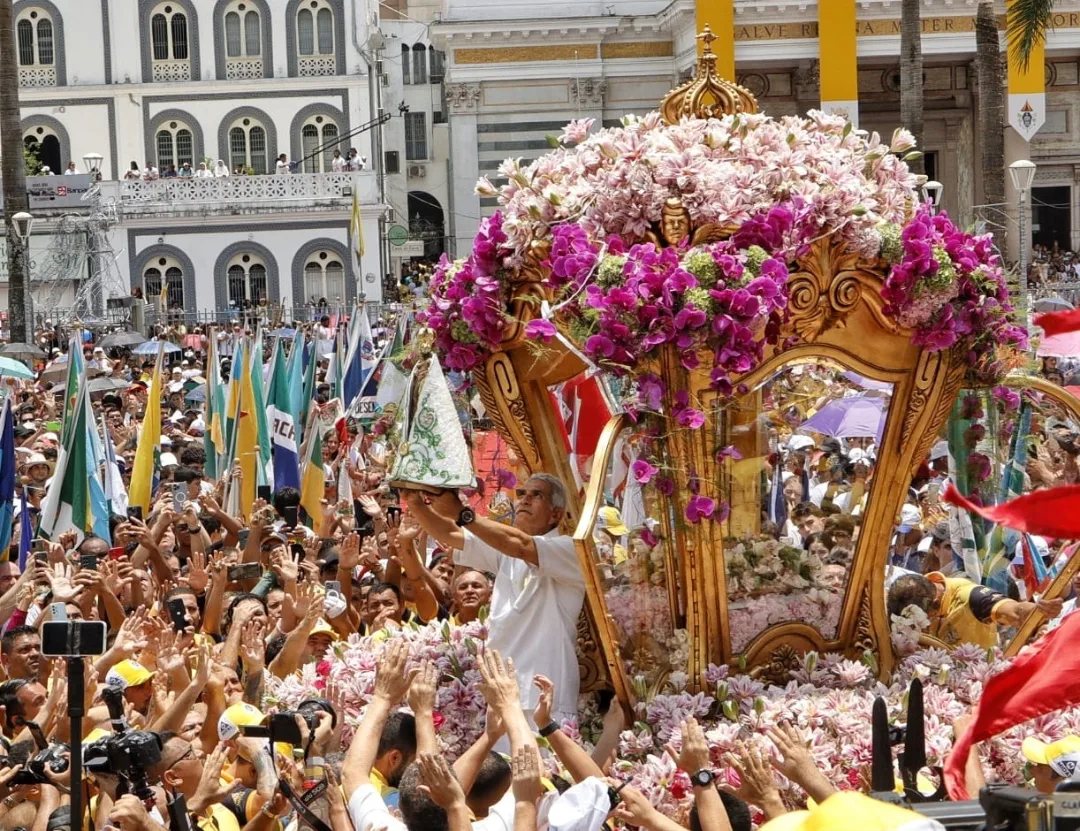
[660,27,759,124]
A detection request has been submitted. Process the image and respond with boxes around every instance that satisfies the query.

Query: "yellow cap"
[309,618,339,640]
[104,659,155,691]
[597,506,629,536]
[218,702,264,740]
[760,792,942,831]
[1023,736,1080,778]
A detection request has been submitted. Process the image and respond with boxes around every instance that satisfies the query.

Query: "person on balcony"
[214,160,230,178]
[163,164,178,179]
[405,474,585,726]
[331,149,346,172]
[142,161,159,181]
[63,161,77,175]
[194,162,212,179]
[275,154,291,175]
[179,162,194,178]
[123,161,141,181]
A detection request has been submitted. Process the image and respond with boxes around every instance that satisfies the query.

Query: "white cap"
[897,503,922,533]
[930,440,950,461]
[160,436,173,447]
[160,452,178,467]
[787,435,816,452]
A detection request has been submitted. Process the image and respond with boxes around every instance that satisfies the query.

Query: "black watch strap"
[538,721,559,738]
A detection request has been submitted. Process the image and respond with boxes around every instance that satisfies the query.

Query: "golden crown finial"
[660,26,758,125]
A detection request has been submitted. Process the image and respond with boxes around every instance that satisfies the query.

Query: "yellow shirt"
[928,572,1006,648]
[197,803,242,831]
[370,768,398,803]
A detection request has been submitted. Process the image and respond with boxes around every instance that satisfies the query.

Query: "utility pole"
[0,0,29,342]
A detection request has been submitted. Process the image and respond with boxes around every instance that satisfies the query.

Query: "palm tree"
[900,0,924,176]
[1007,0,1054,69]
[976,0,1005,243]
[0,0,29,343]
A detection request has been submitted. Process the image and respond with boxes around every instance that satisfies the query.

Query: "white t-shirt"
[458,527,585,718]
[347,784,406,831]
[276,159,290,174]
[331,155,346,172]
[472,789,515,831]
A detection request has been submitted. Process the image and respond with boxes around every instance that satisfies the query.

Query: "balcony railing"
[118,172,378,213]
[19,66,56,87]
[226,57,264,80]
[152,59,192,83]
[298,55,336,76]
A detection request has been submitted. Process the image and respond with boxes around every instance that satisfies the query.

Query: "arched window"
[303,251,345,304]
[228,116,268,174]
[296,0,334,76]
[429,46,445,83]
[15,7,56,87]
[401,44,411,85]
[143,257,186,308]
[150,3,191,81]
[411,44,427,85]
[300,115,339,173]
[155,120,195,170]
[223,1,262,78]
[23,126,61,173]
[226,254,268,307]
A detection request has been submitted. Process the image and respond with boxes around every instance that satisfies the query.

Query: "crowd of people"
[113,148,369,182]
[3,304,1080,831]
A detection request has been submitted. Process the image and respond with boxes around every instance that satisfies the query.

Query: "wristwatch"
[691,769,715,788]
[456,507,476,527]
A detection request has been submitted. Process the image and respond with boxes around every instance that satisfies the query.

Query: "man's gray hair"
[527,472,567,510]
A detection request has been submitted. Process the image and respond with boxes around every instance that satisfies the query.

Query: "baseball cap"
[787,435,816,452]
[596,506,629,536]
[219,702,264,740]
[1023,736,1080,778]
[309,618,339,640]
[105,659,155,690]
[760,791,944,831]
[897,504,922,534]
[538,777,611,831]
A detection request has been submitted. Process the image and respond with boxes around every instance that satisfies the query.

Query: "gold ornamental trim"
[600,40,674,59]
[660,27,757,125]
[454,44,598,64]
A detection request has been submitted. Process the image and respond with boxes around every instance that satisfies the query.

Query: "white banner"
[1008,93,1045,141]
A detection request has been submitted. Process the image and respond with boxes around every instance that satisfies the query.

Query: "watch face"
[693,770,713,786]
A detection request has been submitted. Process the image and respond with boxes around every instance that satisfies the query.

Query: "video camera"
[83,729,162,781]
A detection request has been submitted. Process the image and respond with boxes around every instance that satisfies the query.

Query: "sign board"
[387,225,409,246]
[399,240,425,257]
[27,174,94,211]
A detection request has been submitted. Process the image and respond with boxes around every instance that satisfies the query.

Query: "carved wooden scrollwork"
[749,644,803,686]
[472,353,542,471]
[852,585,877,656]
[786,239,878,343]
[576,607,610,693]
[897,350,966,466]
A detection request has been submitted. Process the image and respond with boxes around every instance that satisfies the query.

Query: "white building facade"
[5,0,399,320]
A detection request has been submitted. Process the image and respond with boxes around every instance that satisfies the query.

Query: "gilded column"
[818,0,859,126]
[695,0,734,80]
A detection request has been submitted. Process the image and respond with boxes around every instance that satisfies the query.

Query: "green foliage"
[23,143,43,176]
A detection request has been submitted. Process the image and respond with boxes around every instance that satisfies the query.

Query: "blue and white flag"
[267,338,300,491]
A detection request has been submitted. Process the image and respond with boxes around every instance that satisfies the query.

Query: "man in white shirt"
[275,154,290,175]
[64,162,78,175]
[406,473,585,723]
[331,150,346,172]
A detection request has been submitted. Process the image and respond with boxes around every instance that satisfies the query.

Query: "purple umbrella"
[799,395,887,441]
[842,370,893,393]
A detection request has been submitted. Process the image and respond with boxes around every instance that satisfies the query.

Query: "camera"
[6,743,70,786]
[83,730,162,780]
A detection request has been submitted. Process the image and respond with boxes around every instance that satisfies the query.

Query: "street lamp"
[922,180,943,209]
[1009,159,1037,326]
[10,212,35,333]
[82,152,103,176]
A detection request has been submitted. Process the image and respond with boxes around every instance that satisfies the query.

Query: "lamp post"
[1009,159,1036,327]
[81,152,105,316]
[922,180,943,211]
[11,211,35,334]
[82,152,103,180]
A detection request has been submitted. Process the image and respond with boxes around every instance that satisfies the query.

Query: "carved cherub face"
[660,200,691,246]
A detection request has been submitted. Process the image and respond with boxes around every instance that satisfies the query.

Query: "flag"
[128,345,164,515]
[1014,533,1050,599]
[325,326,345,402]
[39,377,92,542]
[559,375,613,486]
[300,338,318,444]
[16,489,31,571]
[350,179,365,279]
[1034,308,1080,336]
[204,332,225,480]
[60,334,84,447]
[86,404,111,543]
[343,306,378,411]
[251,328,272,471]
[234,341,259,518]
[943,482,1080,540]
[982,403,1032,592]
[299,408,324,523]
[945,609,1080,799]
[767,455,788,529]
[376,360,409,409]
[101,413,128,518]
[0,397,15,556]
[267,339,300,492]
[946,395,987,582]
[285,331,306,431]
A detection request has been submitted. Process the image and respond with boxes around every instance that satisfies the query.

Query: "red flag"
[1015,535,1041,598]
[557,375,613,487]
[1034,308,1080,337]
[942,482,1080,539]
[945,610,1080,799]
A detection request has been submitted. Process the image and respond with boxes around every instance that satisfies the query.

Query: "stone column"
[446,83,482,258]
[569,77,607,120]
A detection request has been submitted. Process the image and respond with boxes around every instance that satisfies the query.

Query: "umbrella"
[185,384,207,403]
[1037,331,1080,358]
[0,356,36,381]
[131,340,181,356]
[87,377,130,395]
[841,370,893,394]
[1034,296,1074,313]
[0,343,45,360]
[99,331,148,349]
[799,395,887,441]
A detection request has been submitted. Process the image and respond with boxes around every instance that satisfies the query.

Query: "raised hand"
[357,494,383,520]
[372,639,418,705]
[765,721,836,803]
[670,718,711,775]
[510,745,544,805]
[532,675,554,729]
[407,660,438,714]
[477,650,520,714]
[338,532,361,571]
[239,619,266,675]
[416,751,466,810]
[45,562,79,603]
[723,741,785,816]
[185,551,210,595]
[397,513,423,544]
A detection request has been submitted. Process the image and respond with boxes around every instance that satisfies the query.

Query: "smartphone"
[386,506,401,522]
[237,528,250,548]
[290,542,306,560]
[228,563,262,582]
[32,539,48,555]
[257,485,272,503]
[107,546,125,561]
[172,484,185,513]
[166,597,188,631]
[356,515,375,540]
[7,545,18,564]
[282,505,298,528]
[78,554,98,571]
[50,602,67,622]
[127,506,143,522]
[41,620,107,657]
[325,580,341,595]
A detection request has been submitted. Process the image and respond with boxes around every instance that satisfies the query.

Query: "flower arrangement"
[723,536,824,596]
[264,618,1080,828]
